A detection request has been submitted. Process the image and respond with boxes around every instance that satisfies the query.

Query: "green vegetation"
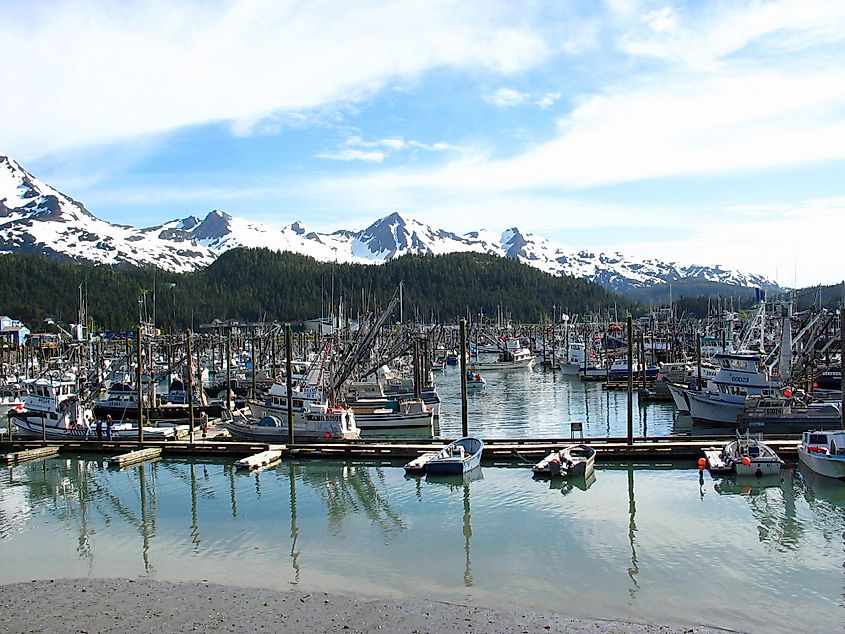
[0,249,622,330]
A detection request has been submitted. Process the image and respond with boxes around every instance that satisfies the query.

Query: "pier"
[0,435,800,464]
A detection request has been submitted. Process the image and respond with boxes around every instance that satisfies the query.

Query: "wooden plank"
[109,447,162,468]
[404,451,437,473]
[0,446,60,464]
[234,449,283,471]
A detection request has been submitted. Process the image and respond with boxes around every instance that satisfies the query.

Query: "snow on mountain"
[0,155,779,291]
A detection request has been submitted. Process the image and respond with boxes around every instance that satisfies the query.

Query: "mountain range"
[0,154,780,293]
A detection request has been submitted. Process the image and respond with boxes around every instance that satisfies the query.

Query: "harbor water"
[1,457,844,632]
[433,364,681,438]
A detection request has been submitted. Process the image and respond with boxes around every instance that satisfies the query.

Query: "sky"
[2,0,845,288]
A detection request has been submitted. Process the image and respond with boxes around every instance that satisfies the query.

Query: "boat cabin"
[803,431,845,455]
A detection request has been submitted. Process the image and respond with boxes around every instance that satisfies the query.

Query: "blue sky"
[2,0,845,287]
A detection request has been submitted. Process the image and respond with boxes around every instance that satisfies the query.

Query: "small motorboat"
[798,430,845,480]
[704,431,783,477]
[424,436,483,475]
[466,371,486,390]
[532,444,596,478]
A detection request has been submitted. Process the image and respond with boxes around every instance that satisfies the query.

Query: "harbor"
[0,301,842,633]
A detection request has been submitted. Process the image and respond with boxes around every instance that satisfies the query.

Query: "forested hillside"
[0,250,621,330]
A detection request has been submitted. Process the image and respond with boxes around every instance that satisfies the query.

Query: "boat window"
[809,434,828,444]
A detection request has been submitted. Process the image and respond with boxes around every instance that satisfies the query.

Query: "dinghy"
[532,444,596,478]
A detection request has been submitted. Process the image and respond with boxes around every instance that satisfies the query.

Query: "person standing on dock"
[106,415,113,440]
[96,417,103,441]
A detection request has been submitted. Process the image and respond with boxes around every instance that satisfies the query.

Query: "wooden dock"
[234,448,284,471]
[0,445,60,464]
[109,447,162,468]
[0,435,801,465]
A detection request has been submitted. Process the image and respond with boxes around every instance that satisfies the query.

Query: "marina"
[0,303,842,633]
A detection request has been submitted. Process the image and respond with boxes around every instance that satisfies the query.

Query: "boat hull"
[798,448,845,480]
[426,437,483,474]
[687,391,743,427]
[10,415,177,440]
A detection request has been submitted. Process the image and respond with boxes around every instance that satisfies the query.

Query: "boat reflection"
[713,474,784,496]
[423,469,481,588]
[712,469,803,552]
[543,471,597,495]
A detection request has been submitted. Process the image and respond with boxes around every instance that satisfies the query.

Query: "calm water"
[432,363,682,438]
[2,456,845,633]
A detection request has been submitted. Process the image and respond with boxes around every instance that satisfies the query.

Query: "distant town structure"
[0,315,30,346]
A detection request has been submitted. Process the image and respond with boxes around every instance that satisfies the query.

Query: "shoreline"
[0,577,735,633]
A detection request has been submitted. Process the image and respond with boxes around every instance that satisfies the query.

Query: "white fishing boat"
[244,383,359,440]
[532,444,596,478]
[686,351,780,427]
[556,341,604,378]
[350,398,434,430]
[425,436,483,475]
[468,338,534,372]
[797,431,845,480]
[705,431,783,477]
[10,377,177,440]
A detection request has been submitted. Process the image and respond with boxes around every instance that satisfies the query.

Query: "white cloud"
[0,0,551,160]
[484,88,531,107]
[485,88,561,108]
[644,7,679,35]
[535,92,561,108]
[317,135,463,162]
[619,0,845,69]
[317,149,386,163]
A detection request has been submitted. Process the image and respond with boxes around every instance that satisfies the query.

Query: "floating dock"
[109,447,162,468]
[0,445,60,464]
[0,435,801,464]
[234,448,284,471]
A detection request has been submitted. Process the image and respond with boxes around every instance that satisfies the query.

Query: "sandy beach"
[0,578,732,633]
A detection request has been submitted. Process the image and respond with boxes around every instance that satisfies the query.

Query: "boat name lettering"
[323,415,341,421]
[731,376,750,383]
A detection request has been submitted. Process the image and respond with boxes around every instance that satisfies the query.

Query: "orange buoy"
[697,457,707,468]
[741,456,752,466]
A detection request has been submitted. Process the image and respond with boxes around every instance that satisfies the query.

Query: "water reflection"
[627,468,639,599]
[712,471,804,553]
[424,470,483,588]
[435,367,678,438]
[303,464,406,537]
[3,457,845,633]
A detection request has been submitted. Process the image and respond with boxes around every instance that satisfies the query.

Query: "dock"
[0,435,800,465]
[0,445,60,465]
[109,447,162,468]
[403,451,438,473]
[234,448,284,471]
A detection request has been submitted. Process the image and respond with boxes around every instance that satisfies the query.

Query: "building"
[0,316,30,346]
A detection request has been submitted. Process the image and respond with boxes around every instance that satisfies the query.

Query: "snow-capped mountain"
[0,155,779,291]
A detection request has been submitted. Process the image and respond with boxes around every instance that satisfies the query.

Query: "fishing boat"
[705,431,783,477]
[244,383,359,440]
[608,358,658,381]
[797,430,845,480]
[532,444,596,478]
[425,436,483,475]
[686,351,780,427]
[10,377,178,440]
[468,338,534,372]
[227,403,359,442]
[349,398,434,430]
[739,391,842,435]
